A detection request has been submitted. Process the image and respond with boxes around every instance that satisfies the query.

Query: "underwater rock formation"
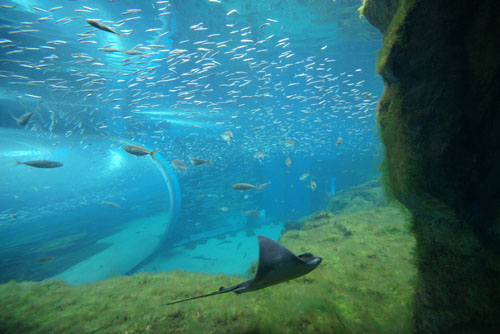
[327,180,387,214]
[361,0,500,332]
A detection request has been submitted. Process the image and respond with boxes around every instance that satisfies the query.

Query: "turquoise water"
[0,0,383,285]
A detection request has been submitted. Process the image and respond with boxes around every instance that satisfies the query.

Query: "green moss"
[370,0,417,73]
[377,86,420,203]
[358,0,369,18]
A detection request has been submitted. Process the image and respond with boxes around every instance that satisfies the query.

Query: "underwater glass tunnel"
[0,0,423,333]
[0,127,181,284]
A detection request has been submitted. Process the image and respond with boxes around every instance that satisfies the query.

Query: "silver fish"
[122,49,144,55]
[86,19,122,37]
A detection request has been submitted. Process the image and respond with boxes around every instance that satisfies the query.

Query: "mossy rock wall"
[362,0,500,332]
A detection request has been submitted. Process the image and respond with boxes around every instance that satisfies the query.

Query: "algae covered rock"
[327,180,387,214]
[362,0,500,332]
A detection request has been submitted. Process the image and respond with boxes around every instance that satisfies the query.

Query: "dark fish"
[191,158,211,165]
[39,256,57,263]
[16,111,34,126]
[86,19,122,37]
[15,160,63,168]
[123,145,158,159]
[232,183,256,190]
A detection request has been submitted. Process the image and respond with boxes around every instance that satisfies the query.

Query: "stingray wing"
[240,236,305,293]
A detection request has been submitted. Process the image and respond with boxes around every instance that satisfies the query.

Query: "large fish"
[15,160,63,168]
[86,19,122,37]
[123,145,158,159]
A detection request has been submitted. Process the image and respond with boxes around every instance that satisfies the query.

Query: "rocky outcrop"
[362,0,500,332]
[327,180,387,214]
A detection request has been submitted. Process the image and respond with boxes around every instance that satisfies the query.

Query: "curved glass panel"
[0,128,180,284]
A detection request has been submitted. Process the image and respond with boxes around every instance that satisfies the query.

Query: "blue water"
[0,0,383,284]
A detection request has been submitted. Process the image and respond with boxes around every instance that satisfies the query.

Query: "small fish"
[220,206,230,212]
[39,256,57,263]
[226,9,239,16]
[171,159,187,171]
[336,137,343,146]
[86,19,122,37]
[123,145,158,159]
[190,158,211,165]
[122,49,144,55]
[232,183,256,190]
[299,171,310,181]
[284,140,295,149]
[98,47,121,53]
[15,159,63,168]
[253,151,265,161]
[102,201,120,208]
[221,130,233,145]
[310,180,317,192]
[14,111,34,126]
[285,157,292,168]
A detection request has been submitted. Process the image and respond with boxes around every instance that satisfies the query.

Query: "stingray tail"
[166,287,235,306]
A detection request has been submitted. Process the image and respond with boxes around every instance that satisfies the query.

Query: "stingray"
[166,235,322,305]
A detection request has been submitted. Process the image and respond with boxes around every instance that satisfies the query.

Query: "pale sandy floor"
[49,213,168,285]
[141,222,284,277]
[50,213,283,285]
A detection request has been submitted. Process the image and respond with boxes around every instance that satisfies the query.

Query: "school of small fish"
[1,1,379,226]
